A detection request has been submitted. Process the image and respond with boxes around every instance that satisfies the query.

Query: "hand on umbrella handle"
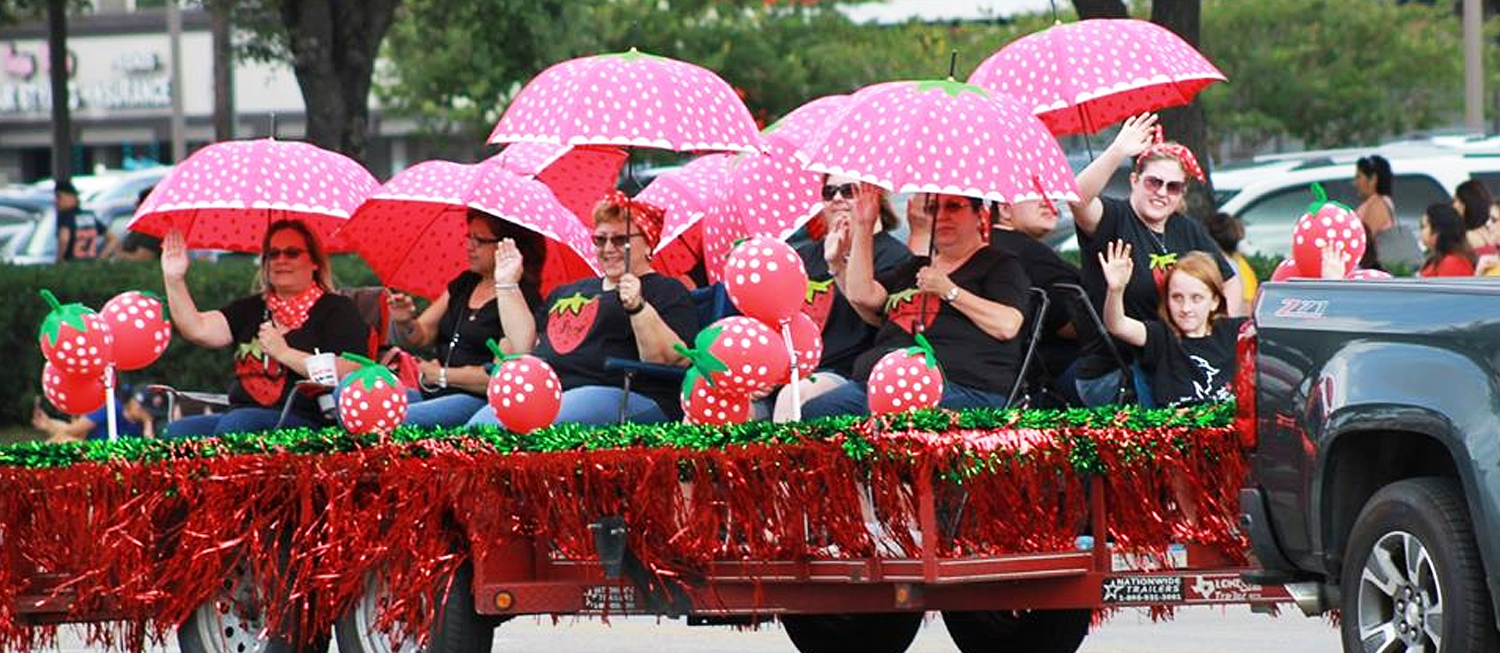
[1112,113,1159,159]
[388,292,417,324]
[161,230,190,281]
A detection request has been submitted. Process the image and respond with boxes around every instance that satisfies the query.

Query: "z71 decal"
[1273,297,1328,319]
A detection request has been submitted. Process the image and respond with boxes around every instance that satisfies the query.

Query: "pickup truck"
[1239,277,1500,652]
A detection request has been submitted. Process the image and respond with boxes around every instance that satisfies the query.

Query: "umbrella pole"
[104,366,118,442]
[919,194,938,331]
[781,321,800,422]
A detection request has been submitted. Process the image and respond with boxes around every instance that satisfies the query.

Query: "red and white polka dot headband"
[1136,127,1205,183]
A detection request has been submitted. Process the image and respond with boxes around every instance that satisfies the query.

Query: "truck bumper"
[1238,487,1303,581]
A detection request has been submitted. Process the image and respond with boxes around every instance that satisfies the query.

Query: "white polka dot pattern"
[728,137,823,242]
[487,355,562,433]
[101,291,171,372]
[127,139,378,253]
[867,349,944,416]
[41,361,108,415]
[966,18,1227,135]
[497,143,629,225]
[39,311,114,379]
[1290,203,1366,278]
[1347,268,1392,280]
[761,94,851,150]
[640,154,734,257]
[722,236,808,326]
[681,373,752,426]
[488,50,764,154]
[699,315,791,395]
[337,377,409,435]
[795,80,1079,204]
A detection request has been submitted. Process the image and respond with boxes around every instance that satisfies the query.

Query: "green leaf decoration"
[906,332,941,369]
[600,47,665,63]
[339,352,398,389]
[673,324,730,386]
[485,338,523,368]
[1304,182,1356,217]
[805,278,833,303]
[551,292,592,316]
[1148,253,1178,270]
[38,289,94,347]
[914,78,990,99]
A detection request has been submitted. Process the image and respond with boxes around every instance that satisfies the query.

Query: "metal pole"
[46,0,72,184]
[168,0,187,160]
[1463,0,1484,136]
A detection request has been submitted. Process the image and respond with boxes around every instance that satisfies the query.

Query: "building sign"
[0,37,174,114]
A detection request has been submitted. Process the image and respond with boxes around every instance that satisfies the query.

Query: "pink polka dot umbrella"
[723,95,854,244]
[966,18,1227,136]
[336,158,598,300]
[488,49,764,154]
[637,154,735,280]
[127,139,377,253]
[760,94,850,150]
[495,142,628,227]
[796,80,1079,204]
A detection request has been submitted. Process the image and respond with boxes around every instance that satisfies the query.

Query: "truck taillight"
[1234,320,1257,449]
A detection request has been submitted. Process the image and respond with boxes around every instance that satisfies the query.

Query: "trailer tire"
[178,561,329,653]
[334,561,500,653]
[941,608,1090,653]
[781,612,923,653]
[1339,477,1499,653]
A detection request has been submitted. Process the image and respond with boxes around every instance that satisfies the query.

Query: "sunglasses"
[592,233,643,249]
[264,247,306,261]
[1141,175,1186,196]
[821,183,857,202]
[465,233,502,247]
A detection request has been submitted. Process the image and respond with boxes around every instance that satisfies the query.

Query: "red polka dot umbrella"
[637,154,735,280]
[488,49,764,154]
[335,158,598,300]
[796,80,1078,204]
[127,139,377,253]
[495,142,628,227]
[966,18,1227,136]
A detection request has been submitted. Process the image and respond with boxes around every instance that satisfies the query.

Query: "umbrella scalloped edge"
[492,132,763,155]
[1035,72,1229,113]
[147,200,354,219]
[806,162,1079,205]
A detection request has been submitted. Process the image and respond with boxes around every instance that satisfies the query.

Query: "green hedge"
[3,256,377,428]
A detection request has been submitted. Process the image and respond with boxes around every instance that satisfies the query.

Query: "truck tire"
[781,612,923,653]
[178,561,329,653]
[334,562,499,653]
[1340,477,1500,653]
[941,609,1091,653]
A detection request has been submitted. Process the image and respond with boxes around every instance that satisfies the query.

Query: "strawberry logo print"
[37,289,114,378]
[234,340,285,407]
[485,339,561,434]
[883,288,938,335]
[1148,252,1178,294]
[801,277,835,330]
[545,291,599,355]
[674,316,790,396]
[100,291,172,371]
[680,367,751,426]
[867,333,945,415]
[336,353,408,434]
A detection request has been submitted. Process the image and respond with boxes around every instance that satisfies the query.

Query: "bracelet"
[624,300,646,316]
[438,366,448,389]
[493,282,519,291]
[941,286,961,303]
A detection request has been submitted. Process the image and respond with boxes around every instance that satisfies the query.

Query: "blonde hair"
[1157,251,1225,336]
[257,219,335,293]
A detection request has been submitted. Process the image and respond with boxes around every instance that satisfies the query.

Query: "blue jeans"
[404,392,488,429]
[1074,363,1156,408]
[163,407,323,438]
[467,385,669,428]
[802,381,1011,420]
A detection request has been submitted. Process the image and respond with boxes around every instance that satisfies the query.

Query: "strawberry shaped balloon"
[867,333,945,415]
[786,312,823,379]
[41,362,107,415]
[680,367,752,426]
[723,236,808,326]
[675,316,791,395]
[101,291,172,371]
[1270,258,1301,282]
[1291,183,1365,279]
[1348,268,1393,280]
[37,289,114,378]
[336,353,409,434]
[485,339,562,434]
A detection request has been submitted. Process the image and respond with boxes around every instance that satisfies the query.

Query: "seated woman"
[391,209,545,428]
[162,220,371,437]
[468,195,699,427]
[1419,203,1476,277]
[802,187,1031,418]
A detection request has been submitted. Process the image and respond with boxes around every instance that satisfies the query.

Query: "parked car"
[82,166,172,236]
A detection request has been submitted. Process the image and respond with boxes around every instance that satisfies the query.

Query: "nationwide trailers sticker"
[1101,575,1185,604]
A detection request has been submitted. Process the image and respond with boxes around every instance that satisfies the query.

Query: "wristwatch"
[941,286,961,303]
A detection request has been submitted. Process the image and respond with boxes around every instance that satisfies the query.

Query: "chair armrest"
[603,357,688,383]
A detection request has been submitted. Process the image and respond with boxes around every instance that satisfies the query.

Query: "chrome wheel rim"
[1357,530,1444,653]
[192,564,268,653]
[349,577,421,653]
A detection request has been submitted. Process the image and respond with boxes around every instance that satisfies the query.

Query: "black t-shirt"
[989,229,1092,379]
[1076,197,1236,378]
[428,272,543,399]
[1141,316,1246,407]
[220,292,372,420]
[851,247,1031,396]
[533,274,699,419]
[57,208,102,261]
[797,232,910,377]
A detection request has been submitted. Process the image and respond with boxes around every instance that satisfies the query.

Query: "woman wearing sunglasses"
[392,209,546,428]
[468,194,699,427]
[159,220,371,437]
[1068,113,1241,408]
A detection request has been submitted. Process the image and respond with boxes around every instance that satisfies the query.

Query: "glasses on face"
[1141,175,1186,196]
[264,247,306,261]
[592,233,642,249]
[821,183,857,202]
[465,233,502,247]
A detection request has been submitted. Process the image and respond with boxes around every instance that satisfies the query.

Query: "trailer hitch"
[589,515,694,617]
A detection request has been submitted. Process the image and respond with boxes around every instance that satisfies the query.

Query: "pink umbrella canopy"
[128,139,377,252]
[760,94,850,150]
[636,154,735,281]
[337,159,597,300]
[966,18,1226,136]
[727,138,823,243]
[797,80,1078,203]
[488,49,764,154]
[496,142,628,226]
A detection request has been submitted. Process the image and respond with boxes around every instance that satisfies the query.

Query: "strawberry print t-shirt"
[796,232,910,377]
[220,292,371,419]
[851,247,1030,396]
[532,274,699,418]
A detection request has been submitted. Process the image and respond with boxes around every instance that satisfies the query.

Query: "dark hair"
[1358,222,1382,271]
[1356,155,1393,196]
[1454,179,1493,230]
[467,207,546,290]
[137,185,155,207]
[258,219,334,292]
[1423,203,1474,268]
[55,180,78,195]
[819,174,900,231]
[1203,212,1245,254]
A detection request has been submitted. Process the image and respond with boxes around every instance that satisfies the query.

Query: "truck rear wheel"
[941,609,1090,653]
[178,561,329,653]
[334,562,499,653]
[1340,477,1500,653]
[780,612,923,653]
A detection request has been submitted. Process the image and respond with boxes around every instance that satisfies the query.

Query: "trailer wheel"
[178,562,328,653]
[941,609,1091,653]
[1340,477,1499,653]
[334,562,500,653]
[781,612,923,653]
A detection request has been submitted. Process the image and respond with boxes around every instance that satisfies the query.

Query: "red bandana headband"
[1136,126,1205,183]
[602,190,665,247]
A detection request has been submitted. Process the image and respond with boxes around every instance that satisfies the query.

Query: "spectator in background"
[1454,179,1496,259]
[31,386,169,442]
[54,181,107,262]
[1418,203,1475,277]
[1354,155,1423,271]
[105,187,163,260]
[1203,212,1258,308]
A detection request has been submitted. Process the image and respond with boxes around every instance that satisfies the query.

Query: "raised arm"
[1070,114,1157,238]
[1098,240,1148,347]
[160,230,232,348]
[492,239,538,354]
[839,184,890,326]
